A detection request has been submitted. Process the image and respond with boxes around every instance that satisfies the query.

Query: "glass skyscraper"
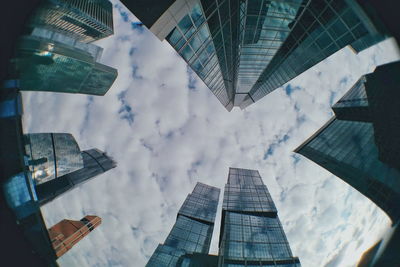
[218,167,300,266]
[36,149,117,205]
[332,61,400,170]
[24,133,84,185]
[295,62,400,223]
[241,0,388,108]
[121,0,388,111]
[8,0,117,95]
[147,168,299,266]
[11,32,117,95]
[24,134,117,206]
[28,0,114,43]
[147,182,220,266]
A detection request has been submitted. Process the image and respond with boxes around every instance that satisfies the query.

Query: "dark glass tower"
[241,0,388,108]
[218,167,300,266]
[11,33,117,95]
[332,61,400,169]
[28,0,114,43]
[24,133,84,185]
[147,182,220,266]
[36,149,116,205]
[147,168,300,266]
[295,62,400,223]
[121,0,388,111]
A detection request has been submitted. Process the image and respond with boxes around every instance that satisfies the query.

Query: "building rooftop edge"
[293,116,337,153]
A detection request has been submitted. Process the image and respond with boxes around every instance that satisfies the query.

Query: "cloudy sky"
[22,1,400,266]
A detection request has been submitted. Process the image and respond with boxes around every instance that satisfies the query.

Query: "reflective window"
[25,133,83,184]
[298,118,400,221]
[248,0,385,105]
[166,3,230,107]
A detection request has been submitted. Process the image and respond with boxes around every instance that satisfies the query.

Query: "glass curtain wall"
[24,133,83,185]
[243,0,387,108]
[219,168,300,266]
[28,0,114,43]
[147,183,220,267]
[295,118,400,222]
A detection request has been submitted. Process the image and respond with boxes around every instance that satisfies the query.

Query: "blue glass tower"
[9,0,117,95]
[24,133,84,185]
[28,0,114,43]
[218,167,300,266]
[121,0,389,111]
[12,32,117,95]
[295,62,400,223]
[147,182,220,266]
[332,61,400,170]
[147,169,300,266]
[295,118,400,223]
[241,0,388,108]
[36,149,116,205]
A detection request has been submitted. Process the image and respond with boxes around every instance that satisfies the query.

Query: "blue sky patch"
[118,91,135,125]
[285,84,302,96]
[264,134,290,160]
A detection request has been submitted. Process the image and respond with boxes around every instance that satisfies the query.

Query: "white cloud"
[21,1,400,266]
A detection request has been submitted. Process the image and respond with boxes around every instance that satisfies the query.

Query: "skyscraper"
[121,0,389,111]
[241,0,389,108]
[332,61,400,169]
[48,215,101,258]
[147,168,299,266]
[11,31,117,95]
[24,133,84,185]
[295,62,400,223]
[28,0,114,43]
[218,167,300,266]
[147,182,220,266]
[36,149,117,205]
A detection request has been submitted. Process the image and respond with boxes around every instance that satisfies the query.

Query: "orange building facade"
[48,215,101,258]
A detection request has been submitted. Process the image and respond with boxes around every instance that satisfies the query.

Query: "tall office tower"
[36,149,117,205]
[147,182,220,266]
[295,119,400,222]
[24,133,84,185]
[48,215,101,258]
[295,61,400,223]
[332,61,400,169]
[295,118,400,223]
[241,0,389,108]
[218,167,300,266]
[11,31,117,95]
[121,0,388,111]
[28,0,114,43]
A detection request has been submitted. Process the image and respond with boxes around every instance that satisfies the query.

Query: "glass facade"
[359,61,400,170]
[147,182,220,267]
[28,0,114,43]
[219,168,300,266]
[0,90,23,118]
[179,182,220,223]
[235,1,303,97]
[3,172,38,219]
[166,3,231,109]
[295,118,400,222]
[147,169,298,266]
[36,149,116,205]
[12,34,117,95]
[24,133,83,185]
[243,0,388,108]
[332,75,371,122]
[297,61,400,223]
[165,0,306,110]
[124,0,387,110]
